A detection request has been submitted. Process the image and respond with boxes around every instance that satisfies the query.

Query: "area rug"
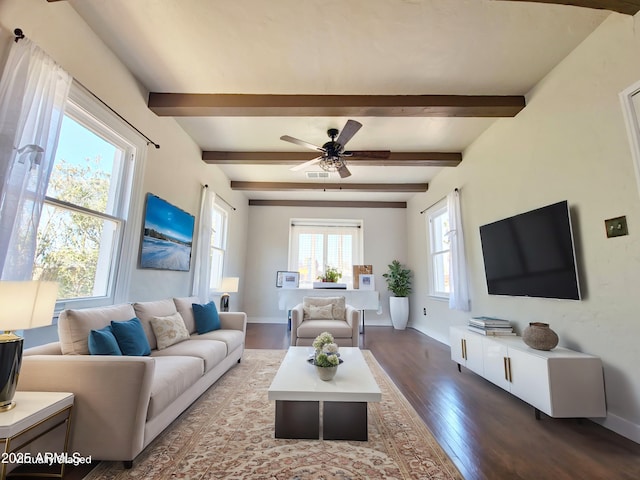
[84,349,462,480]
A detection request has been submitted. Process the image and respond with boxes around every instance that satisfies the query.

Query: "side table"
[0,392,74,480]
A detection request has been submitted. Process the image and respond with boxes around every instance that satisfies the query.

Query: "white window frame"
[426,199,450,299]
[43,82,146,310]
[288,218,364,289]
[620,80,640,200]
[209,201,228,291]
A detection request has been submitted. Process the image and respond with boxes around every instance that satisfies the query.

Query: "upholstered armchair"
[290,296,360,347]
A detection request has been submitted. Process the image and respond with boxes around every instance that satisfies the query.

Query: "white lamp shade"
[0,281,58,331]
[219,277,239,293]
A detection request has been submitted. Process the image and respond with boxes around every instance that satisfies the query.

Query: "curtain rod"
[203,185,237,211]
[14,28,160,150]
[419,188,459,214]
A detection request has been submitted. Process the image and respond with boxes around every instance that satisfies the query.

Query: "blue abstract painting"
[140,193,195,271]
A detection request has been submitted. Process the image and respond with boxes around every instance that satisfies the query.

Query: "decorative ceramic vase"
[316,365,338,381]
[523,322,559,351]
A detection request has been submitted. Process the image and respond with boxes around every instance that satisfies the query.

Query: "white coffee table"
[268,347,381,440]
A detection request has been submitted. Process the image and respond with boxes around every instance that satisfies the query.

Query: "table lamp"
[0,281,58,412]
[218,277,239,312]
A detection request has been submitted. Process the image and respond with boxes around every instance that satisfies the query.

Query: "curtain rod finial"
[14,28,24,42]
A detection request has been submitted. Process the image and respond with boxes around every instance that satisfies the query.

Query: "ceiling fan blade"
[344,150,391,159]
[337,164,352,178]
[289,156,322,172]
[335,120,362,147]
[280,135,325,152]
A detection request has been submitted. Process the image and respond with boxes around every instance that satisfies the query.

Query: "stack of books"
[468,317,516,336]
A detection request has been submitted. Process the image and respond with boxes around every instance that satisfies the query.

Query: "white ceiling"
[66,0,612,203]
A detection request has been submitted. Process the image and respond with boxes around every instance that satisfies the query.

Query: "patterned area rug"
[84,349,462,479]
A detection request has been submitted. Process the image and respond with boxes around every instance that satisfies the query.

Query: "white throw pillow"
[305,304,334,320]
[150,312,190,350]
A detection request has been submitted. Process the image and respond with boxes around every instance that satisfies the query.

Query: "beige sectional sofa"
[18,296,246,466]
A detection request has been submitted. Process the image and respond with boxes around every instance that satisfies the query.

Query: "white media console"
[450,326,606,419]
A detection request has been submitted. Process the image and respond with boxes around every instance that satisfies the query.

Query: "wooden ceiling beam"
[203,151,462,167]
[230,181,428,192]
[248,200,407,208]
[499,0,640,16]
[149,93,524,118]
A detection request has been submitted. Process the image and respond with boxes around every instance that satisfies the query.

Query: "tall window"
[31,84,142,307]
[289,219,363,288]
[427,201,451,298]
[209,202,228,291]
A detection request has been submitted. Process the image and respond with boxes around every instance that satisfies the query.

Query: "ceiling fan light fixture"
[319,156,346,172]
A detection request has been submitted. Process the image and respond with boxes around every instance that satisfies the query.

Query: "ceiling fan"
[280,120,390,178]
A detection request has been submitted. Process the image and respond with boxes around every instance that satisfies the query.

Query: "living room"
[2,0,640,478]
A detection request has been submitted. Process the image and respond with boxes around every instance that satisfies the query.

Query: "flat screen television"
[479,201,581,300]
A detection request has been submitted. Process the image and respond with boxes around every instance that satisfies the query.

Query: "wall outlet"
[423,307,427,316]
[605,216,628,238]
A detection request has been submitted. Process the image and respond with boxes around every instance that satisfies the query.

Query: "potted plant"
[311,332,340,380]
[382,260,412,330]
[317,266,342,283]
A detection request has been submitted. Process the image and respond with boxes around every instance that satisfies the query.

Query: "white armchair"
[290,296,360,347]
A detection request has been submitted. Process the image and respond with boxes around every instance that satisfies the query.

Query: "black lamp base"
[0,335,23,412]
[220,293,230,312]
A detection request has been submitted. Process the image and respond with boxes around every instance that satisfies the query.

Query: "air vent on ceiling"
[306,171,330,179]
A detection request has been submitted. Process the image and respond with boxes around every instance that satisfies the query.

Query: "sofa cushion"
[110,318,151,356]
[150,312,190,350]
[133,299,178,350]
[173,296,200,334]
[87,326,122,356]
[58,303,137,355]
[147,356,204,420]
[302,296,346,321]
[296,319,354,339]
[151,339,227,373]
[192,302,221,334]
[192,329,244,354]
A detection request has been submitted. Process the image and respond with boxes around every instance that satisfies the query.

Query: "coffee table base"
[275,400,368,441]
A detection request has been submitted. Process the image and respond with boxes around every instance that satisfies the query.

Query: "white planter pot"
[389,296,409,330]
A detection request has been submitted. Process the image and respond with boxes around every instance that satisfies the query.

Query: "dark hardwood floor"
[247,323,640,480]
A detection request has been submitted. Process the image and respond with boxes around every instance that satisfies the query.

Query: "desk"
[278,289,380,332]
[0,392,74,480]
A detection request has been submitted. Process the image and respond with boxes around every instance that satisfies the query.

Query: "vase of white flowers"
[311,332,341,381]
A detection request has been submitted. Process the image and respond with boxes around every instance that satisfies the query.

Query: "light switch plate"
[605,216,628,238]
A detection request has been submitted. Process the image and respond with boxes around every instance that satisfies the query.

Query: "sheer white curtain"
[0,38,71,280]
[191,186,215,302]
[447,189,470,311]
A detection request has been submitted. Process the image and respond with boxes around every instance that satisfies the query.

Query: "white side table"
[0,392,74,480]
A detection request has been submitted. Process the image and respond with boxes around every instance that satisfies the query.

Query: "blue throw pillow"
[192,302,221,334]
[88,325,122,356]
[110,317,151,356]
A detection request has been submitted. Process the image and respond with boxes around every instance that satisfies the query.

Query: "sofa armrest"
[18,355,155,462]
[290,304,304,346]
[24,342,63,356]
[346,305,360,346]
[219,311,247,333]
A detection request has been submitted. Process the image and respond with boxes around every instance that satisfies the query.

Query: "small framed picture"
[359,274,375,290]
[276,271,299,288]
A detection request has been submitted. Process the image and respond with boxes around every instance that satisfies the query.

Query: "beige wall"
[244,205,407,324]
[408,13,640,442]
[0,0,249,307]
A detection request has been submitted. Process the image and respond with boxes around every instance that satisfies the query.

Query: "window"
[209,202,228,291]
[426,201,451,298]
[288,219,363,288]
[31,84,144,308]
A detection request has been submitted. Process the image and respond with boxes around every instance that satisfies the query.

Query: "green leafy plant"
[317,266,342,283]
[382,260,412,297]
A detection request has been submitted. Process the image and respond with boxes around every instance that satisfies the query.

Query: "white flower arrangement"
[312,332,340,367]
[312,331,335,351]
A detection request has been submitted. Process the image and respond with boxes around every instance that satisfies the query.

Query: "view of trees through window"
[32,111,127,301]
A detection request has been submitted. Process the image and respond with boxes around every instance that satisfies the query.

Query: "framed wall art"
[139,193,195,271]
[276,271,300,288]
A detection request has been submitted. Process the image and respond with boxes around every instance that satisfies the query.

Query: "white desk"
[0,391,74,479]
[277,288,379,311]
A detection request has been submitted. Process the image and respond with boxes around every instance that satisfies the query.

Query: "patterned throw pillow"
[149,312,190,350]
[305,304,334,320]
[302,296,346,321]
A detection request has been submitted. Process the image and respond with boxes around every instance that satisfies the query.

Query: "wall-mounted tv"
[140,193,195,271]
[479,201,581,300]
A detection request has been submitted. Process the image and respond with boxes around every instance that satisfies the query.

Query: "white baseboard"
[593,412,640,444]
